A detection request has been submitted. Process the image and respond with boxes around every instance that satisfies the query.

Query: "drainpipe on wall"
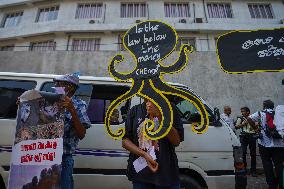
[193,3,196,23]
[207,34,210,51]
[66,34,70,51]
[202,0,208,23]
[147,3,149,20]
[103,4,106,23]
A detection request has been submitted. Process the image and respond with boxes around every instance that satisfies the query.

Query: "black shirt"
[123,102,184,187]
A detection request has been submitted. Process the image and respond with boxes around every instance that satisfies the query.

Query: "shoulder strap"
[257,111,263,130]
[265,111,276,129]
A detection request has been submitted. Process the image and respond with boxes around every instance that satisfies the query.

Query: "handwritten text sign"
[12,138,63,165]
[124,21,177,78]
[217,28,284,73]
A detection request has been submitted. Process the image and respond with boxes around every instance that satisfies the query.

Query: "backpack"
[262,111,282,139]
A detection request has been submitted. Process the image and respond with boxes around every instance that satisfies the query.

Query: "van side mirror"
[213,107,222,126]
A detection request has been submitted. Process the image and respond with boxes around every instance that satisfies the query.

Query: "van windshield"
[167,95,215,124]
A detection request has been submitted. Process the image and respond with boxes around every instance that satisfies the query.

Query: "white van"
[0,72,247,189]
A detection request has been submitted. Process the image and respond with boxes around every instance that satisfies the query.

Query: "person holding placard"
[122,99,184,189]
[54,73,91,189]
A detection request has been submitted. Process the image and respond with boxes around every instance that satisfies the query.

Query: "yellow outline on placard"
[106,20,209,140]
[159,44,209,134]
[160,44,193,75]
[216,27,284,74]
[106,20,178,140]
[156,79,209,134]
[137,79,174,140]
[104,79,144,140]
[108,54,133,82]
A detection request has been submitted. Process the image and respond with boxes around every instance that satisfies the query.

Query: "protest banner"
[8,90,64,189]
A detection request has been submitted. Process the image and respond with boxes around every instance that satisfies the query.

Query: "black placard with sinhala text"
[217,28,284,73]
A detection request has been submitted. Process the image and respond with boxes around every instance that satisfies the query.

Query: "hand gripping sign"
[216,27,284,74]
[104,20,209,140]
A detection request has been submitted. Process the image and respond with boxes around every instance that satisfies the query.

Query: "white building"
[0,0,283,52]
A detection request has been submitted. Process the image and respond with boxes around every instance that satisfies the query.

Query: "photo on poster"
[8,164,61,189]
[15,97,63,145]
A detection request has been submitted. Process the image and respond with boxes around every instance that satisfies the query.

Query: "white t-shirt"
[220,113,234,130]
[249,108,284,147]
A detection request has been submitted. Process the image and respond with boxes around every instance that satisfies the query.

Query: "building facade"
[0,0,283,115]
[0,0,283,51]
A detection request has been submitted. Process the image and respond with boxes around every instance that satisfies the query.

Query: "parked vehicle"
[0,72,246,189]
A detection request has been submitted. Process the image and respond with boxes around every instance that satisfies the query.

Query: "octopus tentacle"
[159,44,193,74]
[105,79,143,140]
[108,54,135,81]
[138,79,173,140]
[153,78,209,134]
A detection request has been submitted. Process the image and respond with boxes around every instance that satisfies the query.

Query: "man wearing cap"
[54,73,91,189]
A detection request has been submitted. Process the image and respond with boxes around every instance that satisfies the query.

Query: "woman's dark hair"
[263,100,274,109]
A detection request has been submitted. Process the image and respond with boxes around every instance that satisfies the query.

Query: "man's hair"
[240,107,250,113]
[224,105,231,110]
[263,100,274,109]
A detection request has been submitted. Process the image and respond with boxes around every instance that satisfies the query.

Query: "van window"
[40,82,93,105]
[0,79,36,119]
[87,85,130,124]
[173,97,214,124]
[40,82,130,124]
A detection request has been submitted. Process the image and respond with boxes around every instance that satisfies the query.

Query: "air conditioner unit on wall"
[89,20,102,24]
[195,18,203,23]
[179,19,186,23]
[89,20,95,24]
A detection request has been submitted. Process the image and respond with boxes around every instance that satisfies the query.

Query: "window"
[176,37,195,51]
[41,82,130,124]
[0,45,14,51]
[0,79,36,119]
[75,3,103,19]
[1,11,23,27]
[171,95,214,124]
[164,3,190,17]
[30,40,56,51]
[86,85,130,124]
[121,3,146,18]
[71,38,100,51]
[41,82,93,106]
[118,34,126,51]
[248,4,274,19]
[207,3,233,18]
[36,6,59,22]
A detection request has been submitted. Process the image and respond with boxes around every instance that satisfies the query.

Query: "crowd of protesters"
[17,72,283,189]
[222,100,284,189]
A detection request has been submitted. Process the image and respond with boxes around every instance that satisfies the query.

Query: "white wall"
[0,0,283,51]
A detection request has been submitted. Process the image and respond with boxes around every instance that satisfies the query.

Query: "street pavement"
[247,171,267,189]
[246,146,267,189]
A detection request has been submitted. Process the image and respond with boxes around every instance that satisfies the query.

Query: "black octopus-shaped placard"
[105,20,209,140]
